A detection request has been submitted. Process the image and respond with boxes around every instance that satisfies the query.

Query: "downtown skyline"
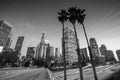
[0,0,120,60]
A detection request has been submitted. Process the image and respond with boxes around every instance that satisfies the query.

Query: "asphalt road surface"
[53,64,120,80]
[0,68,53,80]
[0,64,120,80]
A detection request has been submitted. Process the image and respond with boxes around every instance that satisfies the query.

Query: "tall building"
[89,38,100,60]
[80,48,89,63]
[55,48,60,59]
[98,55,106,64]
[15,36,24,54]
[35,33,49,59]
[64,27,78,64]
[99,44,107,61]
[106,50,115,62]
[26,47,36,59]
[54,48,62,63]
[116,50,120,61]
[46,45,54,59]
[49,46,54,57]
[36,44,40,59]
[0,20,12,48]
[99,44,107,56]
[100,44,116,62]
[5,33,12,49]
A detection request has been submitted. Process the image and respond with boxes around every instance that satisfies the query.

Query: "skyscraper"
[99,44,107,56]
[99,44,107,61]
[26,47,36,59]
[5,33,12,49]
[35,33,49,59]
[46,45,54,59]
[106,50,115,62]
[15,36,24,54]
[99,44,115,62]
[55,48,60,59]
[90,38,100,60]
[116,50,120,61]
[0,20,12,48]
[80,48,89,63]
[49,46,54,57]
[64,27,78,64]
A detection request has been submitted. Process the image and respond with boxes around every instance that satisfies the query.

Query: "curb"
[47,69,54,80]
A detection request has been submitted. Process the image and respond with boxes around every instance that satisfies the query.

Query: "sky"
[0,0,120,60]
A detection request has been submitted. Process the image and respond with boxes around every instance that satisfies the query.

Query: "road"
[0,68,53,80]
[53,64,120,80]
[0,64,119,80]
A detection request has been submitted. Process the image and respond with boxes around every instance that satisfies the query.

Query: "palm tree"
[68,7,83,80]
[58,9,68,80]
[77,8,98,80]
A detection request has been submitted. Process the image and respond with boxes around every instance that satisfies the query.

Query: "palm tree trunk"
[73,24,83,80]
[62,23,67,80]
[81,23,98,80]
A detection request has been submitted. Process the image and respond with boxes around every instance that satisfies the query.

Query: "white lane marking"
[47,69,54,80]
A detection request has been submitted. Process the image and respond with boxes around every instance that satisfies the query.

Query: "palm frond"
[77,14,86,24]
[57,9,68,23]
[76,8,86,24]
[81,9,86,14]
[68,7,77,16]
[68,7,77,24]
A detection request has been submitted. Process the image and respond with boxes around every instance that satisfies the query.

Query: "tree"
[58,9,68,80]
[0,49,19,67]
[67,7,83,80]
[32,58,44,68]
[76,8,98,80]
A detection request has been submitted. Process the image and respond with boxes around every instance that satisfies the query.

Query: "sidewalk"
[103,69,120,80]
